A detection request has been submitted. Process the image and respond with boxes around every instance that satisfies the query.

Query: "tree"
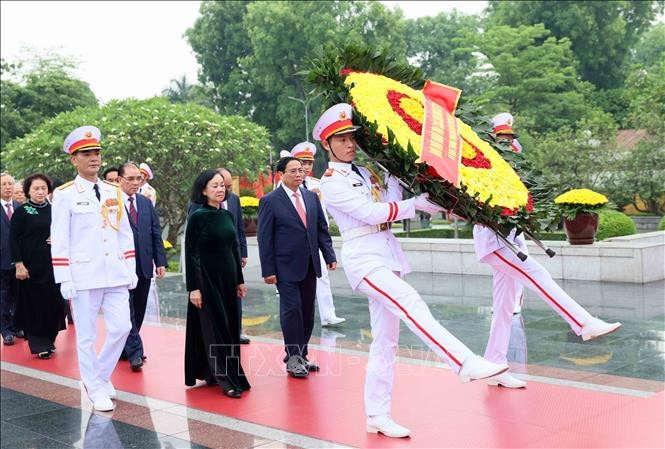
[525,114,620,195]
[403,11,485,96]
[1,97,272,242]
[630,22,665,70]
[185,1,253,116]
[161,75,214,108]
[605,60,665,213]
[485,0,664,90]
[1,58,97,148]
[187,0,407,150]
[470,23,610,135]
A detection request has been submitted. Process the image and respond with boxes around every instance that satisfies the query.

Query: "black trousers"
[276,259,316,361]
[0,269,17,337]
[123,276,151,360]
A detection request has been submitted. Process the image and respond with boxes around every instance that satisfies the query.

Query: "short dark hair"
[276,157,301,173]
[102,166,119,179]
[51,178,65,190]
[22,173,53,197]
[117,162,138,177]
[190,169,220,205]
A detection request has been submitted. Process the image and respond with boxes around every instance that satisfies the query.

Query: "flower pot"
[563,213,599,245]
[243,218,257,237]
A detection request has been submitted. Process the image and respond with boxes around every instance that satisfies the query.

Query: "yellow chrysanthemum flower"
[554,189,608,206]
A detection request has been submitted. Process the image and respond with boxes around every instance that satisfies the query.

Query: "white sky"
[1,1,487,103]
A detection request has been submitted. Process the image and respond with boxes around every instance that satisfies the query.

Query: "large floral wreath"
[304,45,541,236]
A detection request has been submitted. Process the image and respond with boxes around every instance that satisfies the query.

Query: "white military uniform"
[473,224,595,365]
[320,161,476,416]
[138,182,157,206]
[51,175,135,398]
[139,163,157,206]
[488,113,524,312]
[303,175,340,323]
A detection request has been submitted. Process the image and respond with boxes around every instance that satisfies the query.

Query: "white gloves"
[414,193,446,215]
[60,281,77,300]
[128,273,139,290]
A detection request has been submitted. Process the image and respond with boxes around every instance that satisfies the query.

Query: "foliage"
[525,113,619,194]
[596,210,637,241]
[604,59,665,214]
[659,216,665,231]
[468,23,612,135]
[161,75,214,108]
[403,11,485,96]
[630,23,665,70]
[554,188,613,220]
[1,97,272,243]
[239,196,259,219]
[304,44,548,237]
[485,0,664,90]
[1,59,97,148]
[187,0,407,150]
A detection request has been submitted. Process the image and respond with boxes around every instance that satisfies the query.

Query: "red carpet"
[2,322,663,448]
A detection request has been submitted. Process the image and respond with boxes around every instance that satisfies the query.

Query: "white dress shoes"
[103,381,117,399]
[458,355,509,383]
[487,372,527,388]
[89,390,115,412]
[366,414,411,438]
[321,316,346,327]
[581,317,621,341]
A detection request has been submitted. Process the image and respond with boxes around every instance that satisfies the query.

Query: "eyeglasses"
[284,168,305,175]
[121,176,144,182]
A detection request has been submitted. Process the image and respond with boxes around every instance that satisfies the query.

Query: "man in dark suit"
[1,173,23,345]
[187,167,251,343]
[117,163,167,371]
[257,157,337,378]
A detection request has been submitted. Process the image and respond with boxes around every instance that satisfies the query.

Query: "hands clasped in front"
[189,284,248,309]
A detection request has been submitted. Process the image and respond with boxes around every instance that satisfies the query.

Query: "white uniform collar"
[75,175,100,192]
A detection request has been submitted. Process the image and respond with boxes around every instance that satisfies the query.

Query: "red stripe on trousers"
[493,251,581,327]
[362,276,462,366]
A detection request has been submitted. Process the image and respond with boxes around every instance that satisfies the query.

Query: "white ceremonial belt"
[341,223,390,241]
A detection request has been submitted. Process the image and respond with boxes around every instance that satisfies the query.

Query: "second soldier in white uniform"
[288,142,346,327]
[315,104,509,438]
[476,114,621,389]
[51,126,137,411]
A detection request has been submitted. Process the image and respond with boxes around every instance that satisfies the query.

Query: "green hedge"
[596,210,637,240]
[659,216,665,231]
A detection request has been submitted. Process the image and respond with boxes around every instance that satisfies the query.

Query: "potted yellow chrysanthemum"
[239,196,260,236]
[554,189,612,244]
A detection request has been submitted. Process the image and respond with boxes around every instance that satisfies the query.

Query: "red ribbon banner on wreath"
[420,80,463,187]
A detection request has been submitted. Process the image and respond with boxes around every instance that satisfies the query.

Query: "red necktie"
[293,191,307,227]
[128,196,138,225]
[5,203,12,220]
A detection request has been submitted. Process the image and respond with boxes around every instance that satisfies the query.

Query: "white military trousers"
[316,250,338,323]
[357,267,474,416]
[71,287,131,396]
[482,246,593,364]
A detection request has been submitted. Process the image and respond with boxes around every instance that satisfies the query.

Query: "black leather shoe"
[304,359,320,372]
[286,355,309,378]
[15,330,26,339]
[239,335,250,344]
[130,357,144,372]
[224,389,243,398]
[3,335,15,346]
